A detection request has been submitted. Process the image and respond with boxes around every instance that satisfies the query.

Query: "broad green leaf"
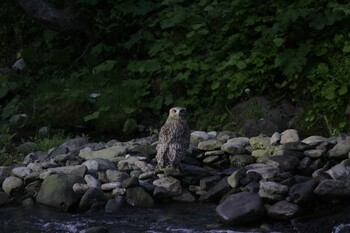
[343,45,350,53]
[211,81,220,90]
[273,38,284,47]
[323,84,337,100]
[84,111,100,122]
[94,60,118,73]
[338,85,348,95]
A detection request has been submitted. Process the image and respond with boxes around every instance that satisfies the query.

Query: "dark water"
[0,203,295,233]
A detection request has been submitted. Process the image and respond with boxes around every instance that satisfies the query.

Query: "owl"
[155,107,190,170]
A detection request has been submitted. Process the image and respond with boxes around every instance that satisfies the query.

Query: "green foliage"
[34,133,70,152]
[1,0,350,135]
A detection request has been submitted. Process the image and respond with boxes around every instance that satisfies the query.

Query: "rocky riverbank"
[1,129,350,232]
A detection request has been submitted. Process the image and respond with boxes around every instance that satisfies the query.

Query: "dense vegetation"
[1,0,350,142]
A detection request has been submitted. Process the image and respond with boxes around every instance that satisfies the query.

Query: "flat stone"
[216,192,265,226]
[153,176,182,196]
[46,165,87,177]
[203,155,220,164]
[198,140,223,151]
[82,158,116,172]
[106,170,129,183]
[328,137,350,159]
[139,172,154,180]
[101,182,122,191]
[126,187,154,207]
[270,132,281,146]
[258,181,289,201]
[314,179,350,198]
[327,162,350,180]
[221,143,245,155]
[199,177,230,201]
[79,145,127,161]
[227,137,250,146]
[304,149,325,158]
[250,136,270,149]
[172,191,196,202]
[204,150,225,157]
[301,136,327,146]
[12,167,31,179]
[280,129,299,144]
[229,154,255,168]
[84,174,101,188]
[190,131,211,145]
[266,200,302,220]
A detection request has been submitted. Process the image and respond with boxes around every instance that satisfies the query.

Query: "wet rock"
[153,177,182,196]
[79,188,107,211]
[22,197,35,208]
[280,129,299,144]
[289,179,318,204]
[36,174,84,211]
[227,168,245,188]
[84,174,101,188]
[105,196,125,213]
[83,158,116,172]
[199,175,222,190]
[314,179,350,198]
[221,143,245,155]
[216,192,265,226]
[198,140,223,151]
[266,200,302,220]
[134,161,151,173]
[2,176,24,196]
[250,136,270,149]
[172,191,196,202]
[190,131,211,145]
[258,181,289,201]
[12,167,31,179]
[246,164,280,179]
[126,187,154,207]
[199,177,230,201]
[79,146,127,161]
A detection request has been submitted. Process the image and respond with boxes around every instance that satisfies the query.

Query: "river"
[0,202,295,233]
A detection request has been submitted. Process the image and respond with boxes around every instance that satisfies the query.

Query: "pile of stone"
[0,129,350,229]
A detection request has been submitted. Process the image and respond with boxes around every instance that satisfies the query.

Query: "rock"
[249,136,270,149]
[229,154,255,168]
[122,177,139,188]
[301,135,327,146]
[304,149,325,158]
[190,131,211,145]
[246,164,280,179]
[117,156,140,172]
[312,169,333,181]
[327,162,350,180]
[134,161,151,173]
[11,167,31,179]
[280,129,299,144]
[2,176,24,196]
[227,137,250,146]
[268,155,300,171]
[314,179,350,198]
[266,200,302,220]
[126,187,154,207]
[198,140,223,151]
[46,165,87,177]
[289,179,318,204]
[172,191,196,202]
[217,131,238,143]
[199,175,222,190]
[101,182,122,191]
[327,137,350,159]
[251,149,269,160]
[23,151,48,164]
[84,174,101,188]
[105,196,125,213]
[283,142,313,151]
[227,168,245,188]
[18,142,37,154]
[270,132,281,145]
[203,155,220,163]
[199,177,230,201]
[54,154,71,163]
[216,192,265,226]
[0,192,9,205]
[139,172,154,180]
[221,143,245,155]
[106,170,129,183]
[22,197,35,208]
[36,174,84,211]
[73,183,89,194]
[79,188,107,211]
[82,158,116,172]
[112,188,126,196]
[258,181,289,201]
[79,146,127,161]
[128,144,156,156]
[153,177,182,196]
[182,164,215,177]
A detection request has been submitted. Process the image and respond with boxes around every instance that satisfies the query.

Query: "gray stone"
[153,176,182,196]
[79,145,127,161]
[229,154,255,168]
[126,187,154,207]
[203,155,220,164]
[250,136,270,149]
[83,158,116,172]
[105,196,125,213]
[217,131,238,143]
[258,181,289,201]
[204,150,225,157]
[23,151,48,164]
[227,168,246,188]
[122,177,139,189]
[73,183,89,194]
[199,175,222,190]
[2,176,23,196]
[304,149,324,158]
[54,154,71,163]
[190,131,211,145]
[112,188,126,196]
[268,155,300,171]
[246,164,281,179]
[79,188,107,211]
[101,182,122,191]
[46,165,87,177]
[18,142,37,154]
[128,144,156,156]
[301,136,327,146]
[172,191,196,202]
[314,179,350,198]
[227,137,250,146]
[221,143,245,155]
[327,137,350,159]
[12,167,31,179]
[289,179,318,204]
[117,156,140,172]
[134,161,151,172]
[22,197,35,208]
[216,192,265,226]
[280,129,299,144]
[84,174,101,188]
[270,132,281,146]
[24,180,41,198]
[312,169,333,181]
[139,172,154,180]
[198,140,223,151]
[251,149,269,160]
[199,177,230,201]
[106,170,129,183]
[327,162,350,180]
[266,200,302,220]
[36,174,84,210]
[182,164,215,177]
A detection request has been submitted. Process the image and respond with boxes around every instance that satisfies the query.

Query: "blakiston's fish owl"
[156,107,190,170]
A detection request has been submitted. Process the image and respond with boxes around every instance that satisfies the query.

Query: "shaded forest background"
[1,0,350,140]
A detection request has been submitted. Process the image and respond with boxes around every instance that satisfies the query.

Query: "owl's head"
[169,107,187,120]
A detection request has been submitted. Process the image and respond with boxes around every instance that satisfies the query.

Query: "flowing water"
[0,203,294,233]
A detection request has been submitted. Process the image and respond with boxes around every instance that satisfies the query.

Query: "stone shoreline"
[1,129,350,232]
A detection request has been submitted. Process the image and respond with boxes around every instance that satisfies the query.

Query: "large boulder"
[2,176,24,196]
[36,174,84,211]
[266,200,302,220]
[314,179,350,198]
[79,188,107,211]
[216,192,266,226]
[126,187,154,207]
[153,176,182,196]
[289,179,318,204]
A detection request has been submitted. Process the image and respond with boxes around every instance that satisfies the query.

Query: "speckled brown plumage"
[156,107,190,169]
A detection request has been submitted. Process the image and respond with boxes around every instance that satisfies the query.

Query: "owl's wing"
[158,122,177,144]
